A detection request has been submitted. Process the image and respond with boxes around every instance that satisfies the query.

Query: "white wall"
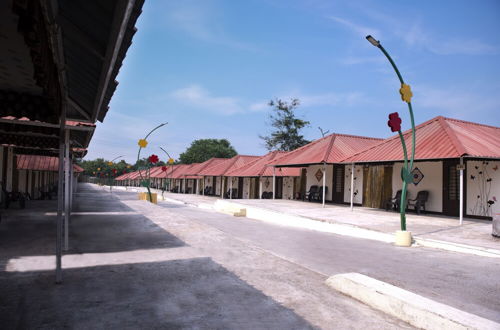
[260,176,273,194]
[215,176,221,195]
[243,177,251,199]
[283,177,294,200]
[343,164,364,204]
[467,160,500,217]
[305,165,333,201]
[392,161,443,212]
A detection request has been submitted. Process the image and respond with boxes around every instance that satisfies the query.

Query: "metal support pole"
[64,130,70,251]
[229,178,233,199]
[459,157,464,225]
[350,163,355,211]
[273,167,276,200]
[56,103,67,284]
[322,163,326,208]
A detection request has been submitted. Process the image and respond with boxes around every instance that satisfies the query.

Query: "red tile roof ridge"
[339,116,440,162]
[269,132,381,166]
[440,115,500,130]
[437,116,467,157]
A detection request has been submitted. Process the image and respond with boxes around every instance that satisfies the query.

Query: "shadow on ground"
[0,258,313,329]
[0,184,186,271]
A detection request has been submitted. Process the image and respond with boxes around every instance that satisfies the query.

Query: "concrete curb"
[326,273,500,330]
[414,238,500,258]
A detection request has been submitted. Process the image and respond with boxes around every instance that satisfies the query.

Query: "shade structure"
[17,154,83,172]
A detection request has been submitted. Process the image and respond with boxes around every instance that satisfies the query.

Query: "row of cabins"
[0,151,83,203]
[115,116,500,219]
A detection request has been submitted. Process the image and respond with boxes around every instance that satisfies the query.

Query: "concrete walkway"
[0,184,412,329]
[132,187,499,251]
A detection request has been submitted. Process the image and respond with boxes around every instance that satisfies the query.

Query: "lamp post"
[108,155,124,192]
[366,35,416,246]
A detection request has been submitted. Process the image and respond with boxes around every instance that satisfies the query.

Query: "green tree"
[260,98,310,151]
[78,158,133,177]
[179,139,237,164]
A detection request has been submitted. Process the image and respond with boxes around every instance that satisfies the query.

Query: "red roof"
[343,116,500,163]
[16,155,84,172]
[198,155,260,176]
[227,151,301,177]
[270,133,382,166]
[184,158,223,176]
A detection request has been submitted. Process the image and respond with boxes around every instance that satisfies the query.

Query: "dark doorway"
[443,160,465,216]
[275,177,283,199]
[212,176,217,195]
[332,165,345,203]
[251,177,260,199]
[300,168,307,200]
[238,177,244,198]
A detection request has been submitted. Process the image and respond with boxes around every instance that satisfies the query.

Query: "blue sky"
[86,0,500,163]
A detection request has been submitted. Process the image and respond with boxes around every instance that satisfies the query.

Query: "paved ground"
[145,189,499,250]
[148,195,500,323]
[0,184,413,329]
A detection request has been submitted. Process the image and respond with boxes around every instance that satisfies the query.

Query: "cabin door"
[238,177,244,198]
[362,165,393,208]
[332,165,345,203]
[275,177,283,199]
[443,160,464,216]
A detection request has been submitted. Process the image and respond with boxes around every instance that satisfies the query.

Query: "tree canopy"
[179,139,237,164]
[260,98,310,151]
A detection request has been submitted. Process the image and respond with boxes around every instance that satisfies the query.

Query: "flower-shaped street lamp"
[366,35,416,246]
[160,147,175,193]
[137,123,167,202]
[107,155,124,190]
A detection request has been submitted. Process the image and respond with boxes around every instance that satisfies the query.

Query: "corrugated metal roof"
[227,151,301,177]
[270,133,382,167]
[198,155,260,176]
[342,116,500,163]
[16,154,84,172]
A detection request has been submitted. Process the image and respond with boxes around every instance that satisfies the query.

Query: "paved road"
[156,200,500,323]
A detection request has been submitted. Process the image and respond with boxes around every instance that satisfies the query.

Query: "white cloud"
[170,85,245,115]
[166,2,258,51]
[249,101,269,112]
[327,16,381,38]
[416,85,500,119]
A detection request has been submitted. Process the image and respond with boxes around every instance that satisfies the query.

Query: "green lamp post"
[366,35,416,246]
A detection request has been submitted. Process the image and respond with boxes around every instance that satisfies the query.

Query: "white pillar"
[459,157,464,225]
[322,163,326,208]
[221,176,224,198]
[259,177,262,199]
[183,178,186,193]
[229,178,233,199]
[350,163,355,211]
[272,167,276,200]
[64,130,70,251]
[202,177,205,195]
